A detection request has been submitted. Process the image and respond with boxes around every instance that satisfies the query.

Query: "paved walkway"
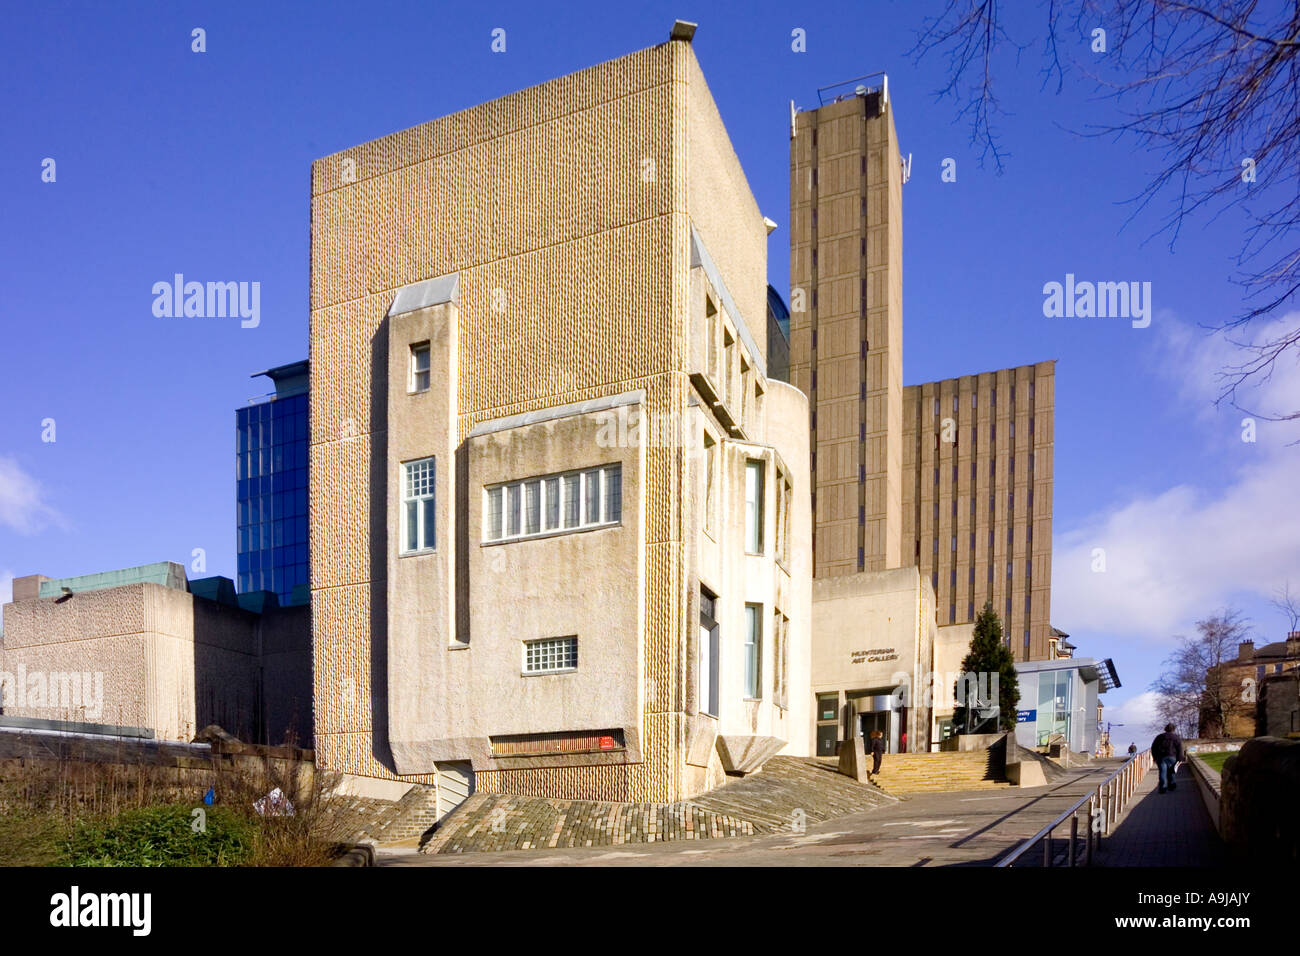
[379,764,1126,867]
[1099,761,1224,866]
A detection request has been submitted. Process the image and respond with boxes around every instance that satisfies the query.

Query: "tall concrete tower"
[789,79,903,578]
[790,78,1057,661]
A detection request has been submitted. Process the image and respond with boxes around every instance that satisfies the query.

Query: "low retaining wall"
[1188,755,1222,830]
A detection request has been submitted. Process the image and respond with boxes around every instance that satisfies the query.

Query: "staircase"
[871,748,1010,794]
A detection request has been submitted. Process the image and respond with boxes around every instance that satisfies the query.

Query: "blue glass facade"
[236,362,309,604]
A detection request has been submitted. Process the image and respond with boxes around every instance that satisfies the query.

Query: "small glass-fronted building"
[1013,656,1120,755]
[236,360,309,604]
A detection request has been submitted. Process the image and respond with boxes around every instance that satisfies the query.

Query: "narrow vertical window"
[485,485,504,541]
[410,342,431,392]
[700,588,719,717]
[584,469,602,524]
[507,483,522,537]
[401,457,436,553]
[744,604,762,699]
[524,480,541,535]
[745,459,765,553]
[563,473,580,528]
[543,476,561,531]
[604,466,622,523]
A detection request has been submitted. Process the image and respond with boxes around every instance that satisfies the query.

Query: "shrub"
[65,804,257,867]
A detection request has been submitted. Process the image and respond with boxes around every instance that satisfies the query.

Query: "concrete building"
[902,366,1056,659]
[308,25,811,804]
[788,78,1058,662]
[237,360,310,605]
[809,567,935,756]
[0,563,312,745]
[1013,656,1120,755]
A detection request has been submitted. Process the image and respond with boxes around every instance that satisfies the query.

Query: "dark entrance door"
[859,711,888,747]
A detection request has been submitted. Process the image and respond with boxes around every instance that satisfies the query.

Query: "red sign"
[598,736,616,751]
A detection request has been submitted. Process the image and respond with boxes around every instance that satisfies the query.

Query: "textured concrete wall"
[901,361,1055,660]
[0,584,269,742]
[810,566,932,751]
[789,93,904,578]
[309,38,805,803]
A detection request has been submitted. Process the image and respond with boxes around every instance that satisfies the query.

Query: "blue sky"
[2,1,1297,735]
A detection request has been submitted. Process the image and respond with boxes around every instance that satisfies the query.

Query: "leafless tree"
[1271,579,1300,632]
[1150,607,1253,737]
[910,1,1300,421]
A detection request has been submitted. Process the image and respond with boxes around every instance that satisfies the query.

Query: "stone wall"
[1219,736,1300,864]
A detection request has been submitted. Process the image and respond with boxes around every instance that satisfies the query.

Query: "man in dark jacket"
[1150,723,1185,793]
[869,730,885,776]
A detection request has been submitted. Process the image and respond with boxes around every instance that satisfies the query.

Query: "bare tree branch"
[909,1,1300,417]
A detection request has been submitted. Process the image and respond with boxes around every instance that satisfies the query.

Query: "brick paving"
[1098,761,1224,867]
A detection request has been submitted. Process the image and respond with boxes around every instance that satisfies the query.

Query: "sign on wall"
[1017,709,1036,723]
[850,647,899,664]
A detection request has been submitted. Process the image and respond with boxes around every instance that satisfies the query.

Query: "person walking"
[1150,723,1185,793]
[1127,742,1137,756]
[869,730,885,777]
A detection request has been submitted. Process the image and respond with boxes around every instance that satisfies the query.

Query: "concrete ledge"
[330,842,377,867]
[715,734,785,774]
[1188,755,1222,831]
[940,733,1002,752]
[0,715,154,739]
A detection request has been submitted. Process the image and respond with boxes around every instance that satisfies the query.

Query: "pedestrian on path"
[1127,742,1137,756]
[1150,723,1184,793]
[869,730,885,776]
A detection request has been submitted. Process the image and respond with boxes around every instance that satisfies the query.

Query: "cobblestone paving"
[420,757,898,854]
[382,765,1127,866]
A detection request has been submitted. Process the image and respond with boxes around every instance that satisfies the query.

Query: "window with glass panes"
[745,460,765,553]
[484,464,621,542]
[236,391,309,603]
[743,603,762,698]
[401,457,436,553]
[410,342,430,392]
[524,636,578,674]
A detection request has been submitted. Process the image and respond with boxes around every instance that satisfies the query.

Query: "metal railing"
[995,749,1153,867]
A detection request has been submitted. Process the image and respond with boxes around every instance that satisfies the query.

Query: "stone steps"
[867,749,1008,794]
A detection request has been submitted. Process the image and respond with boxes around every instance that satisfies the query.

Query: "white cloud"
[1052,315,1300,640]
[1103,691,1164,740]
[0,570,12,606]
[1160,310,1300,431]
[0,456,64,535]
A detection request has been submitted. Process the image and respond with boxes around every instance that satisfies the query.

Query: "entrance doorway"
[860,710,888,743]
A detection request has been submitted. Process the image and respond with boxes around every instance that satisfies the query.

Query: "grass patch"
[0,810,73,867]
[1195,751,1233,773]
[65,804,257,867]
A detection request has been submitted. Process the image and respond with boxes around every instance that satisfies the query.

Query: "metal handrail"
[995,748,1153,867]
